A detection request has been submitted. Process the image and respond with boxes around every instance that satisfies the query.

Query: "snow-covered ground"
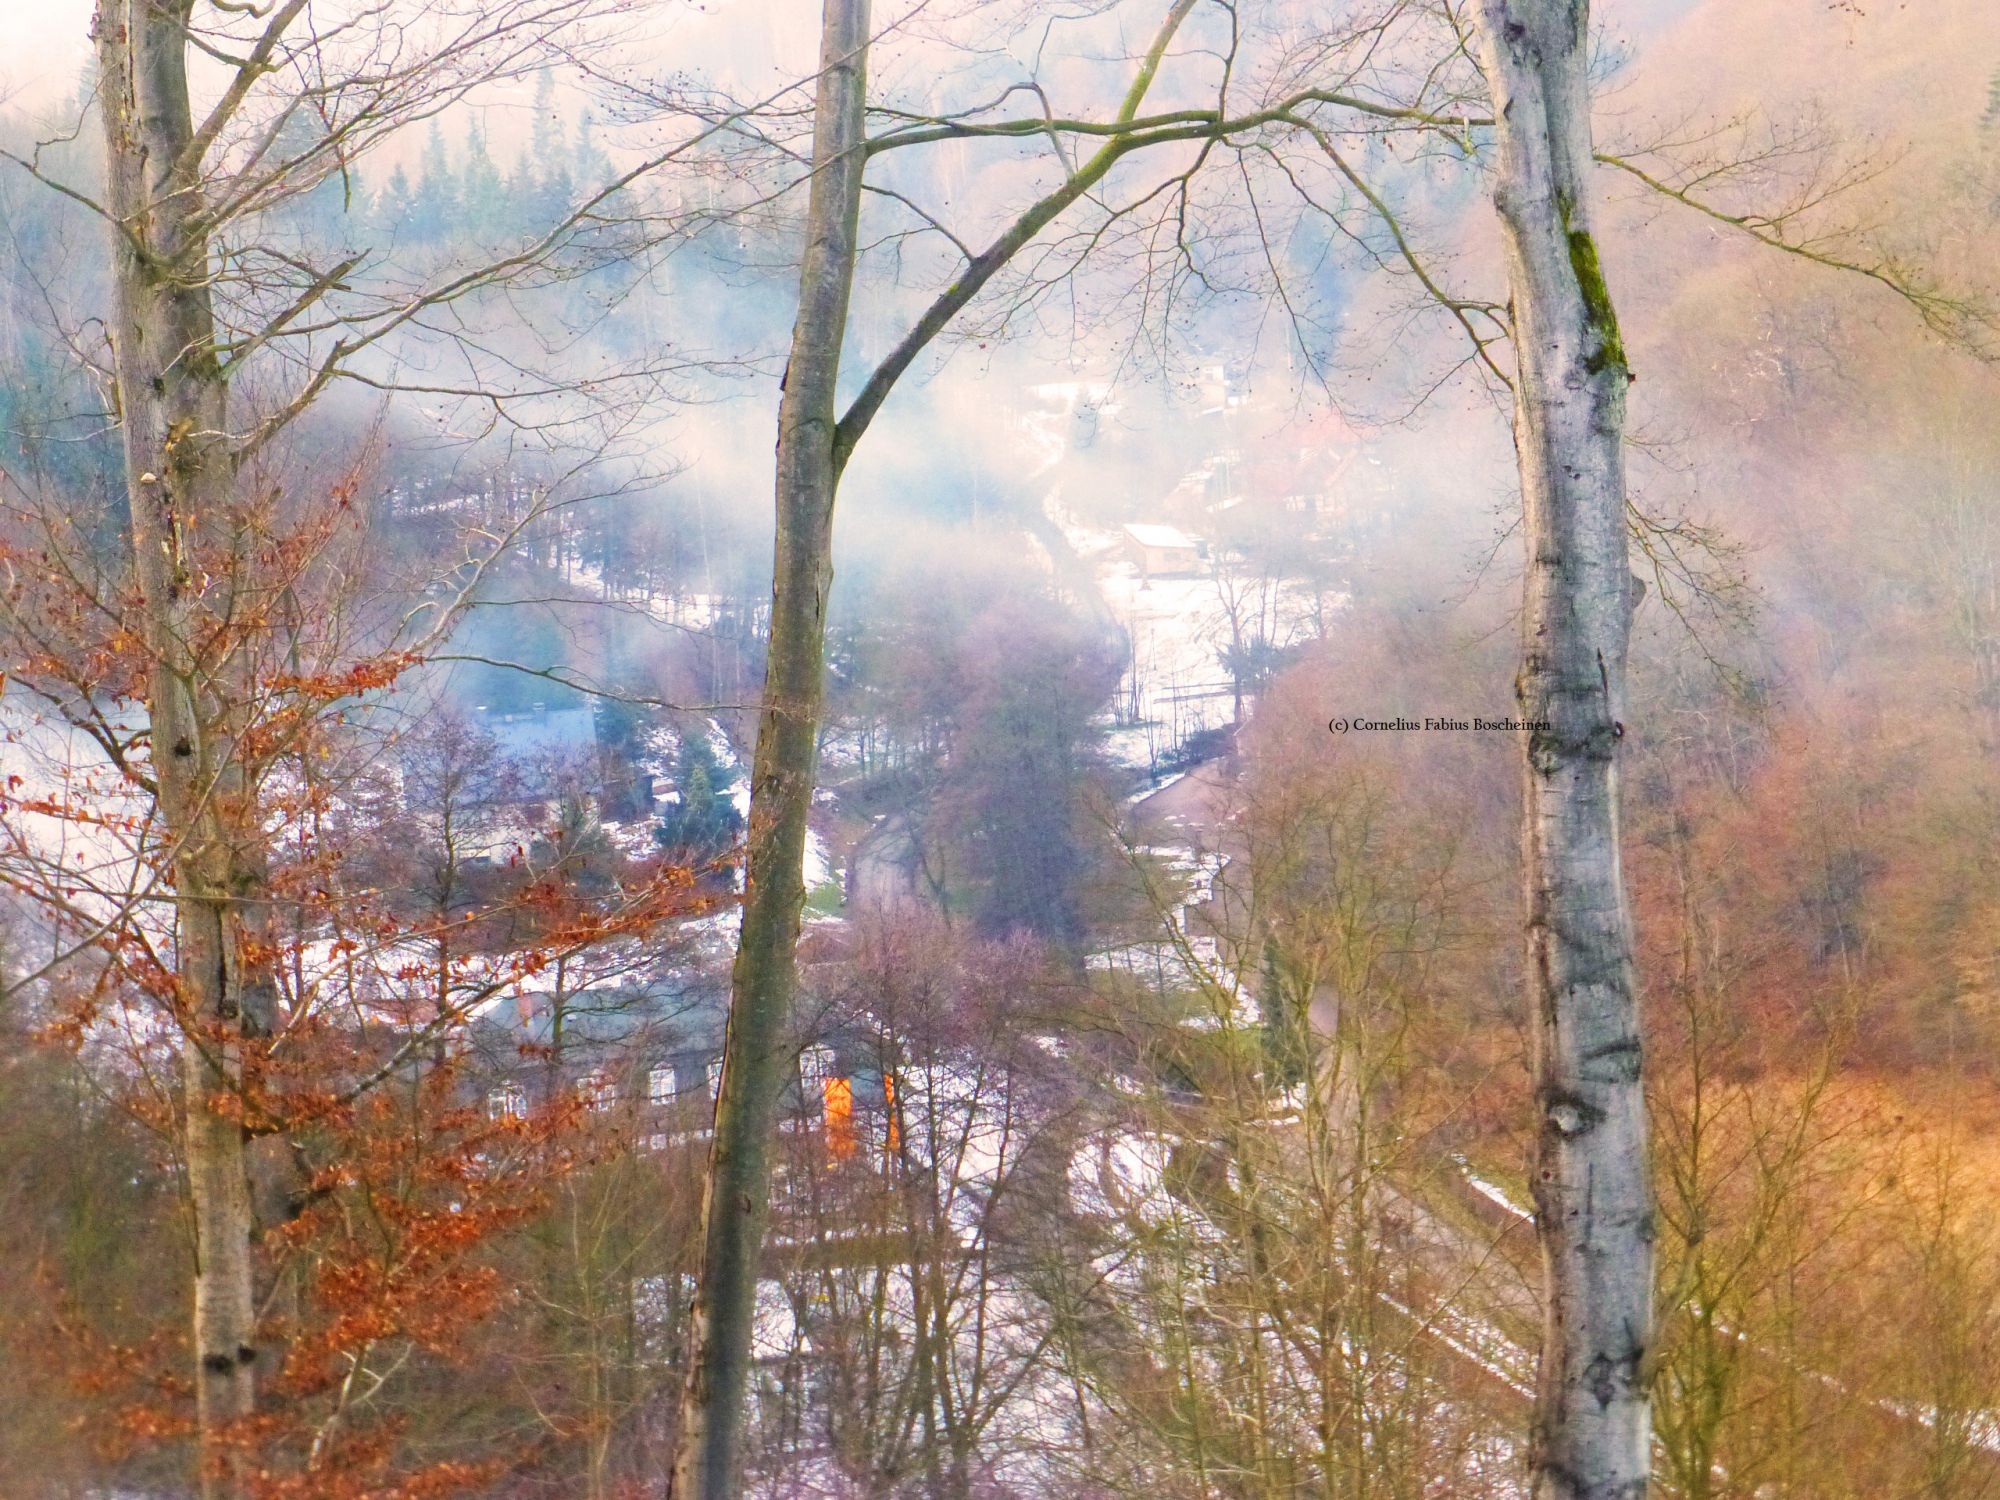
[0,692,157,930]
[1043,491,1332,774]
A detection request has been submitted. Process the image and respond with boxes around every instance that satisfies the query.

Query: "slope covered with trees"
[0,0,1995,1496]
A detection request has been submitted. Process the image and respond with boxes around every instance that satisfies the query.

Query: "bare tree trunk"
[1467,4,1655,1497]
[665,9,1214,1491]
[666,0,870,1493]
[96,4,264,1493]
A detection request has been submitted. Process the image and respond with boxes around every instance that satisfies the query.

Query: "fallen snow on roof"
[1121,522,1200,549]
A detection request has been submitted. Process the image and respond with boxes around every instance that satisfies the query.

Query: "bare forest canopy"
[1,0,1998,1496]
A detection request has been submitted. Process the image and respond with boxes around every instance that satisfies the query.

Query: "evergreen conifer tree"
[654,732,744,862]
[409,125,457,245]
[460,124,507,245]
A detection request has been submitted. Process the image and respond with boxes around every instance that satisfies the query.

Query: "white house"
[1122,522,1204,579]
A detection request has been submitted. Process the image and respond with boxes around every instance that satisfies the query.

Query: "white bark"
[1467,3,1655,1497]
[95,5,268,1492]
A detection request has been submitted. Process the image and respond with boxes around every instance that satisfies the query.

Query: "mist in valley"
[1,1,1997,1496]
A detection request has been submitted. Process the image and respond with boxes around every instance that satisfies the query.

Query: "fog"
[1,0,1997,1494]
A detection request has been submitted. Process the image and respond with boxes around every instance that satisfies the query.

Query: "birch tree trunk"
[95,6,270,1494]
[1467,4,1655,1496]
[666,0,870,1492]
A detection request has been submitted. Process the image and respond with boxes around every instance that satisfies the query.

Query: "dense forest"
[1,0,1998,1496]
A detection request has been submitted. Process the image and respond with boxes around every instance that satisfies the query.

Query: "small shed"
[1122,523,1204,578]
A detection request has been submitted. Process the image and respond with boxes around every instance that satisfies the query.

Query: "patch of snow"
[753,1279,807,1360]
[803,825,831,888]
[1467,1174,1532,1222]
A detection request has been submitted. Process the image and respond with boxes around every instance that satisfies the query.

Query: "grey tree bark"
[95,4,269,1493]
[665,0,871,1494]
[75,2,688,1489]
[1466,3,1655,1497]
[662,6,1220,1491]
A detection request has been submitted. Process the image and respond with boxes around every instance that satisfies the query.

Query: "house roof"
[1121,522,1201,550]
[469,971,730,1064]
[483,705,598,762]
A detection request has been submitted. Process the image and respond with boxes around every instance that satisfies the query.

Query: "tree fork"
[665,0,871,1492]
[665,3,1210,1489]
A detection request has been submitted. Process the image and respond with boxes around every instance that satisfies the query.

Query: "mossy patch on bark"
[1558,195,1626,375]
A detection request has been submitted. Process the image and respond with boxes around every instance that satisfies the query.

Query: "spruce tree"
[654,732,744,861]
[409,125,457,245]
[460,124,507,246]
[374,162,418,246]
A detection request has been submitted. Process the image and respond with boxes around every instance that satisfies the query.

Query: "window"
[487,1081,526,1121]
[799,1043,837,1090]
[648,1066,675,1106]
[581,1070,616,1112]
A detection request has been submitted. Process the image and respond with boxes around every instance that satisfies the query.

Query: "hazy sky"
[1,5,94,108]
